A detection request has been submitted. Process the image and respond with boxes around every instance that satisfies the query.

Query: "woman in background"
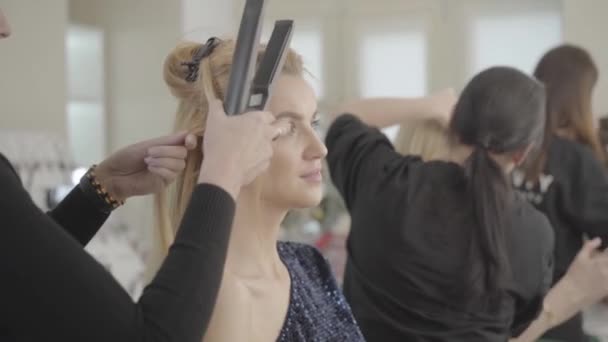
[516,44,608,342]
[327,68,554,341]
[393,117,608,342]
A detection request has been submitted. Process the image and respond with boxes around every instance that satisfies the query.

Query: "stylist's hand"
[562,238,608,304]
[539,238,608,330]
[95,132,197,201]
[510,239,608,342]
[198,97,289,199]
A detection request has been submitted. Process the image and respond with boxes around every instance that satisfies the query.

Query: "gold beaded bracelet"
[79,165,125,213]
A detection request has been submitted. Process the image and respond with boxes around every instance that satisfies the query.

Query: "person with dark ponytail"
[514,44,608,342]
[326,67,554,341]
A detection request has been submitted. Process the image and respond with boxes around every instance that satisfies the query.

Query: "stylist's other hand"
[430,88,457,125]
[539,238,608,330]
[95,132,197,201]
[563,238,608,303]
[509,239,608,342]
[198,97,289,199]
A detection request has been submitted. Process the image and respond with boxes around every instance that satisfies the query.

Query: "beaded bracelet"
[79,165,125,213]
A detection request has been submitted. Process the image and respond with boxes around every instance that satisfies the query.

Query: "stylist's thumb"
[271,118,292,140]
[578,238,602,260]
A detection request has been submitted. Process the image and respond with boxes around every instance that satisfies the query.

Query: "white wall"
[0,0,68,135]
[182,0,236,42]
[66,25,106,167]
[70,0,182,151]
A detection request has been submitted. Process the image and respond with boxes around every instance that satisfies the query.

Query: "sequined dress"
[276,242,364,342]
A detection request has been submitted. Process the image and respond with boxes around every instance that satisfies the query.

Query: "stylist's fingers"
[140,131,192,150]
[145,157,186,172]
[184,133,198,150]
[258,111,276,124]
[147,146,188,160]
[148,166,178,185]
[579,238,603,260]
[270,119,291,140]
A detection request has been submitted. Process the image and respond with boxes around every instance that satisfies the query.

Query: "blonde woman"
[157,38,364,341]
[1,9,285,341]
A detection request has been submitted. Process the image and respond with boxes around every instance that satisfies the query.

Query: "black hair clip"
[182,37,222,83]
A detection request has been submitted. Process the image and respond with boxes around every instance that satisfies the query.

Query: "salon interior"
[1,0,607,339]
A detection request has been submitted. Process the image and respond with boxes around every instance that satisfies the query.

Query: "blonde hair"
[156,39,304,250]
[393,118,450,161]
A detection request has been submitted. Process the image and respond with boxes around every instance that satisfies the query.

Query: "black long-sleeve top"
[326,115,555,342]
[0,153,234,342]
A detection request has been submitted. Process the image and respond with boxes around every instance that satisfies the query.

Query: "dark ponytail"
[464,147,511,294]
[451,67,546,297]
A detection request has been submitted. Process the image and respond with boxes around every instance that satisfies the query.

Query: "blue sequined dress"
[276,242,365,342]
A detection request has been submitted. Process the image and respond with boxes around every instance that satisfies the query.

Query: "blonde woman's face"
[254,74,327,209]
[0,9,11,39]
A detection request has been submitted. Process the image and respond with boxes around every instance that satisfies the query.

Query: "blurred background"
[1,0,607,337]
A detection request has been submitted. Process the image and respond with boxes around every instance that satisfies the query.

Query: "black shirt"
[512,135,608,342]
[326,115,555,342]
[0,153,234,342]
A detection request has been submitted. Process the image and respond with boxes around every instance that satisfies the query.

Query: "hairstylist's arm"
[0,98,286,342]
[511,238,608,342]
[147,97,288,341]
[330,89,457,128]
[48,132,197,245]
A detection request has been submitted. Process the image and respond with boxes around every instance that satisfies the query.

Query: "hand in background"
[430,88,458,125]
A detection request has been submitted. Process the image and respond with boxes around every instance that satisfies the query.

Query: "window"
[66,25,106,167]
[357,27,428,140]
[469,11,562,76]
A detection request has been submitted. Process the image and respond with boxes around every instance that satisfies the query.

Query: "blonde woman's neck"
[224,193,288,280]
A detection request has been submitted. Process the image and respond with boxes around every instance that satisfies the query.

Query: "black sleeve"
[325,114,419,209]
[511,215,555,337]
[0,153,108,245]
[561,147,608,243]
[1,157,235,342]
[47,186,110,245]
